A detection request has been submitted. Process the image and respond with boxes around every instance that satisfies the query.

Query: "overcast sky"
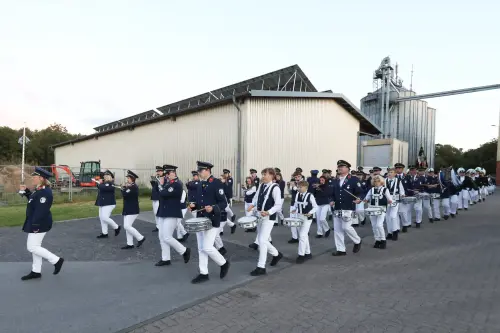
[1,0,499,150]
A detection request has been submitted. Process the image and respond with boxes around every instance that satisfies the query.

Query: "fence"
[0,165,155,206]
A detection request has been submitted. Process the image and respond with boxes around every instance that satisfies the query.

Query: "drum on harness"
[185,217,212,233]
[237,216,259,229]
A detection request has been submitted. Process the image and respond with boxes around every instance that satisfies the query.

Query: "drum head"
[284,218,301,223]
[238,216,257,223]
[186,217,210,223]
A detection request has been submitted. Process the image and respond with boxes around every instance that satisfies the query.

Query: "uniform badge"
[195,182,198,185]
[228,179,232,183]
[126,189,131,193]
[347,185,350,189]
[219,189,224,195]
[168,187,174,192]
[105,184,109,187]
[40,197,46,203]
[357,183,361,187]
[209,178,213,183]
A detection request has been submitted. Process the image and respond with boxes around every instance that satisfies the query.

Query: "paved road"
[127,195,500,333]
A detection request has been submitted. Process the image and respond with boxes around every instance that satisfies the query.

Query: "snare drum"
[237,216,258,229]
[185,217,212,233]
[392,194,401,201]
[333,210,356,222]
[431,193,441,199]
[365,205,385,216]
[417,193,430,200]
[401,196,417,204]
[283,217,303,227]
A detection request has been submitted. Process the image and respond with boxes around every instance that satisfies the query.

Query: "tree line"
[434,140,497,176]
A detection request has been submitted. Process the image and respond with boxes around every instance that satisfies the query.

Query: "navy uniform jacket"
[157,178,183,218]
[95,182,116,206]
[150,180,160,201]
[332,175,363,211]
[187,180,200,203]
[307,176,320,193]
[426,176,440,194]
[122,183,140,215]
[193,175,227,228]
[396,173,410,193]
[22,187,54,233]
[253,176,260,188]
[277,180,286,199]
[224,177,234,199]
[405,174,423,196]
[314,183,333,206]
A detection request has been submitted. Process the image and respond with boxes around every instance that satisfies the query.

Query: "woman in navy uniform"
[95,170,121,238]
[188,161,230,284]
[155,165,191,267]
[121,170,146,249]
[151,166,164,233]
[19,167,64,281]
[274,169,286,223]
[220,170,237,234]
[313,176,333,238]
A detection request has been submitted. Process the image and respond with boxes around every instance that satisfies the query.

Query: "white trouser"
[333,213,361,252]
[450,195,458,214]
[152,200,160,227]
[157,217,169,261]
[98,205,118,234]
[413,199,423,223]
[316,205,330,235]
[27,233,59,273]
[215,221,225,249]
[254,218,272,245]
[385,204,399,233]
[398,203,411,227]
[422,199,433,218]
[290,207,298,239]
[277,198,285,220]
[158,217,186,261]
[196,227,226,275]
[458,190,469,209]
[370,213,386,241]
[481,186,488,198]
[355,202,365,222]
[257,218,279,268]
[432,199,441,218]
[472,190,478,202]
[176,218,187,239]
[441,198,450,216]
[244,202,253,217]
[298,218,312,255]
[225,203,234,219]
[123,214,143,245]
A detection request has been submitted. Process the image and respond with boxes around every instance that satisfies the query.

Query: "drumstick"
[343,189,361,201]
[191,207,207,214]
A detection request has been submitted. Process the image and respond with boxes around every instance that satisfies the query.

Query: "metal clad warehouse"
[53,65,381,195]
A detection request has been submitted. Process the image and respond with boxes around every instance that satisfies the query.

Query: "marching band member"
[95,170,121,239]
[354,170,367,227]
[245,168,260,233]
[188,161,230,284]
[20,167,64,281]
[177,188,189,242]
[437,166,452,220]
[150,166,164,232]
[286,172,303,243]
[307,170,320,192]
[186,171,200,208]
[220,171,237,234]
[449,168,461,218]
[363,174,393,249]
[121,170,146,249]
[247,168,283,275]
[291,180,318,263]
[426,168,441,221]
[155,165,191,267]
[275,170,286,223]
[242,177,257,216]
[477,168,488,201]
[313,176,332,238]
[408,167,425,227]
[385,168,405,240]
[421,169,436,222]
[394,163,411,232]
[331,160,363,256]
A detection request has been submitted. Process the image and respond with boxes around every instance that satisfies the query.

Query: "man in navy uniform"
[186,171,200,205]
[151,165,164,233]
[250,168,260,188]
[406,166,424,228]
[95,170,121,238]
[394,163,411,232]
[155,165,191,267]
[221,169,237,234]
[330,160,363,256]
[307,170,320,192]
[188,161,230,284]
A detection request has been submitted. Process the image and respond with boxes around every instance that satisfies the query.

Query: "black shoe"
[250,267,266,276]
[121,245,134,249]
[332,251,347,256]
[379,240,387,249]
[230,224,237,234]
[315,235,323,239]
[373,241,381,248]
[402,226,408,233]
[183,248,191,263]
[444,215,449,220]
[270,252,283,266]
[458,208,462,211]
[361,220,366,225]
[96,233,108,239]
[392,231,399,241]
[21,271,41,281]
[220,231,224,236]
[482,198,486,202]
[287,238,299,244]
[115,226,121,236]
[325,229,331,238]
[220,261,230,279]
[249,243,258,250]
[137,237,146,248]
[312,218,317,224]
[305,253,312,260]
[274,222,278,226]
[231,215,236,222]
[53,258,64,275]
[182,233,190,242]
[152,227,159,233]
[464,208,468,211]
[434,218,440,222]
[296,255,305,264]
[429,218,434,223]
[416,223,421,228]
[353,240,362,253]
[353,224,359,228]
[155,260,171,266]
[450,214,456,219]
[191,274,209,284]
[387,233,393,239]
[218,247,227,256]
[245,227,256,233]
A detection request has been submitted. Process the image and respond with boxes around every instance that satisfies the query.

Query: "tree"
[433,140,497,175]
[434,144,464,169]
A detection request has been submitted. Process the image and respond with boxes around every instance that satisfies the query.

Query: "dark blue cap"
[31,167,53,179]
[250,168,257,173]
[223,169,230,174]
[394,163,405,169]
[191,170,199,176]
[197,161,213,171]
[337,160,351,168]
[104,170,115,178]
[155,166,163,172]
[372,166,382,171]
[126,170,139,180]
[163,164,177,172]
[311,170,319,175]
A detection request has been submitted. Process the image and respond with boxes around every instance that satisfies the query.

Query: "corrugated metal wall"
[55,103,240,185]
[242,98,359,181]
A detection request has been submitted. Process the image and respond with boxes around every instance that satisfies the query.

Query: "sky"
[1,0,499,151]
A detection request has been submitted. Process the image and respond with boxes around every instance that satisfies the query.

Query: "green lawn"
[0,197,153,228]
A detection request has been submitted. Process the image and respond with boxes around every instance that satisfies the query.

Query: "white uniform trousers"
[355,202,365,223]
[432,199,442,218]
[244,202,253,216]
[27,233,60,273]
[152,200,160,227]
[412,199,423,224]
[458,190,470,209]
[450,195,458,214]
[481,186,488,198]
[277,198,285,220]
[289,207,298,240]
[298,218,312,256]
[176,218,187,239]
[369,212,386,241]
[257,218,279,268]
[158,217,187,261]
[123,214,144,246]
[254,219,272,245]
[196,227,227,275]
[441,198,450,216]
[385,204,400,233]
[316,205,330,235]
[422,198,433,218]
[215,221,226,250]
[333,213,361,253]
[398,203,411,227]
[225,204,234,220]
[471,190,478,202]
[98,205,119,235]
